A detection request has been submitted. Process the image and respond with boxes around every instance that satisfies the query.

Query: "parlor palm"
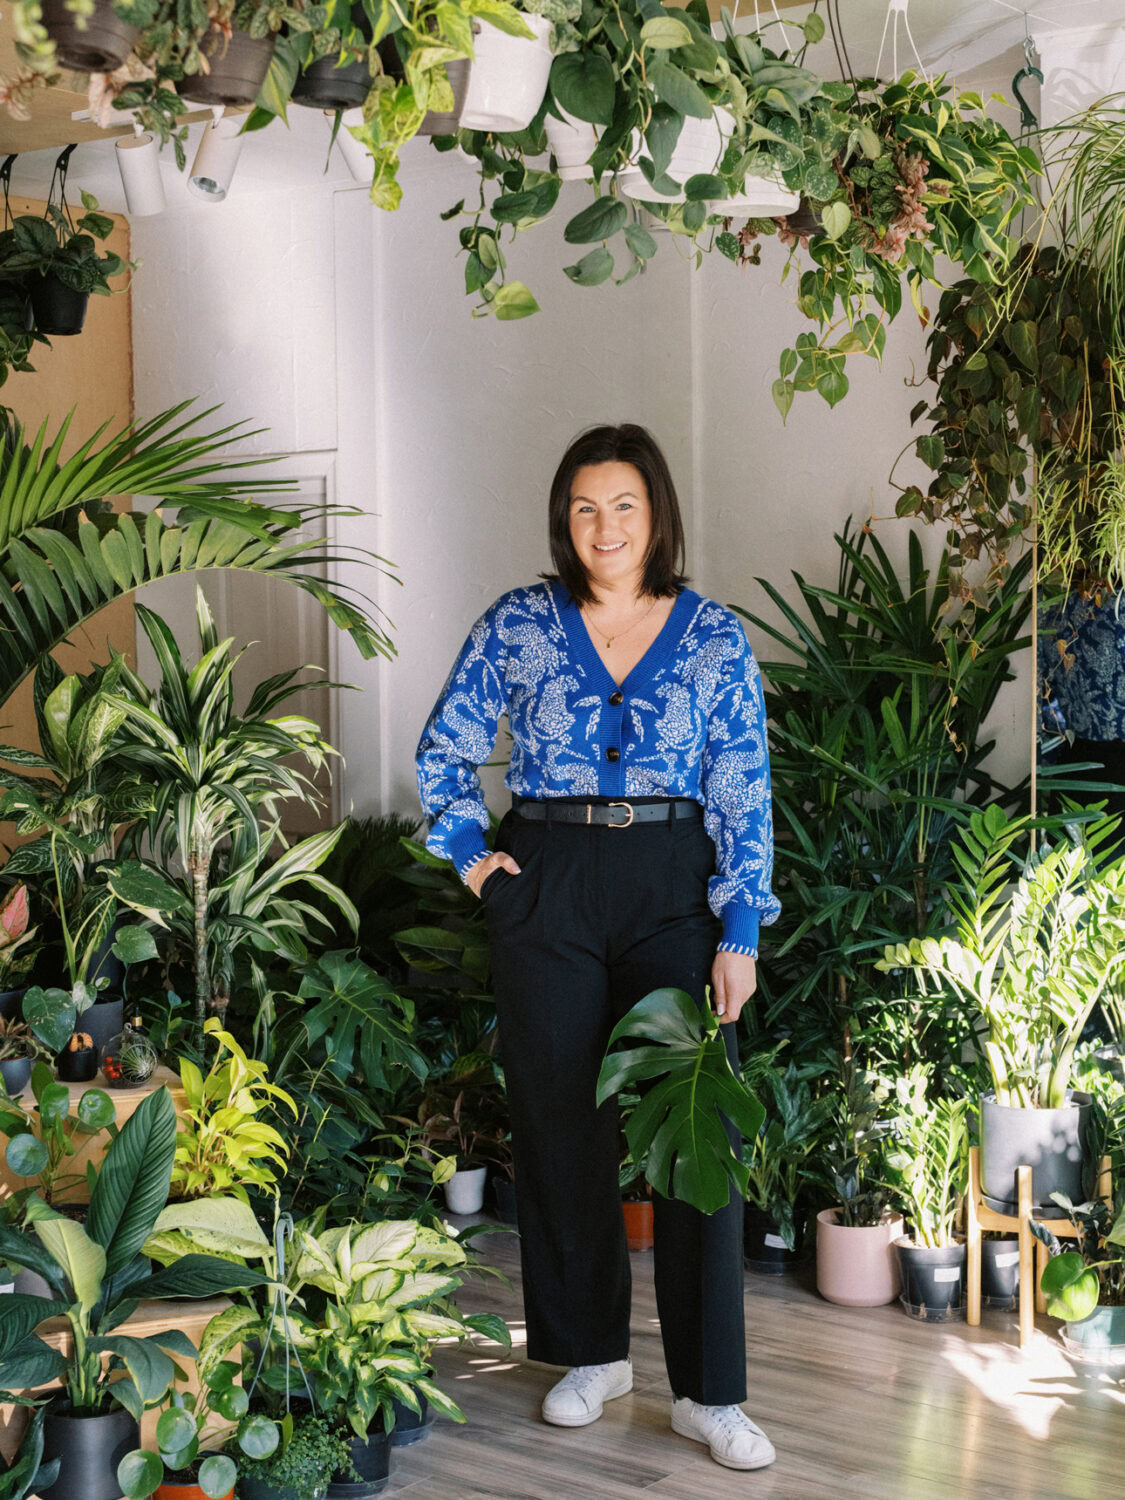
[105,587,355,1023]
[0,400,394,716]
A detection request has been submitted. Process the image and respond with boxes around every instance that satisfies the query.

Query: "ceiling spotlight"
[330,107,372,184]
[188,108,244,202]
[115,125,166,216]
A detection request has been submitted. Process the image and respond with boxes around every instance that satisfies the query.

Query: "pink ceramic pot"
[815,1207,903,1307]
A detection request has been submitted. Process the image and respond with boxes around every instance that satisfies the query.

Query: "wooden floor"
[387,1222,1124,1500]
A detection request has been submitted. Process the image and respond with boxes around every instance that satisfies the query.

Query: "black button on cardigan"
[609,690,624,705]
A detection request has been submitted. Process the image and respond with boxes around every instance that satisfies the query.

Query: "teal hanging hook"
[1012,30,1042,131]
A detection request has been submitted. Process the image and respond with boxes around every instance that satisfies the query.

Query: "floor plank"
[385,1222,1124,1500]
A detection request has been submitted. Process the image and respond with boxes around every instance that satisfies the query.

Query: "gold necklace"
[581,595,660,650]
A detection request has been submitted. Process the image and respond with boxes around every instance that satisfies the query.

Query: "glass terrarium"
[99,1017,158,1089]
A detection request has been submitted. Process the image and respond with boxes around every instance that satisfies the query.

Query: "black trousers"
[482,794,747,1406]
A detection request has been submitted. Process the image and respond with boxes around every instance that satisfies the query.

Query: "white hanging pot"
[459,13,553,132]
[544,104,598,181]
[711,107,799,215]
[617,111,724,202]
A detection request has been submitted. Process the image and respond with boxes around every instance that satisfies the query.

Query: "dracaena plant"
[0,1087,270,1421]
[878,805,1125,1110]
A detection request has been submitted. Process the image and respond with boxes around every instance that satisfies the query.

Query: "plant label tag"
[994,1252,1020,1268]
[763,1233,788,1250]
[933,1267,961,1282]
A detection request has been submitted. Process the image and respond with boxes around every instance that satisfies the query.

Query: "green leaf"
[596,988,764,1214]
[117,1449,163,1500]
[685,173,724,202]
[821,200,851,241]
[125,1255,270,1301]
[916,434,945,470]
[1040,1249,1099,1321]
[199,1454,238,1498]
[0,1294,70,1357]
[491,282,541,321]
[76,1087,115,1131]
[771,377,794,422]
[550,52,616,125]
[563,247,615,285]
[816,368,849,407]
[92,1335,175,1402]
[563,197,628,245]
[21,986,76,1053]
[112,926,159,965]
[86,1085,178,1276]
[237,1413,280,1460]
[647,59,713,119]
[6,1133,49,1178]
[641,17,694,48]
[623,223,658,261]
[155,1407,197,1454]
[34,1219,106,1309]
[0,1332,69,1388]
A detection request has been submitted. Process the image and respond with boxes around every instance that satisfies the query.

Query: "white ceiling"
[5,0,1125,213]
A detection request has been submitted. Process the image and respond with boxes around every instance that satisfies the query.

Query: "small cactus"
[67,1032,94,1052]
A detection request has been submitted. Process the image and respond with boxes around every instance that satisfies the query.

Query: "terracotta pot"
[622,1198,653,1252]
[815,1207,902,1307]
[155,1477,234,1500]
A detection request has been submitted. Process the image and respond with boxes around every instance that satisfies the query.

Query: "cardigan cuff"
[717,904,760,958]
[446,823,490,882]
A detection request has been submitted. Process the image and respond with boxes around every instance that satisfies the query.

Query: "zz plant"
[886,1065,968,1249]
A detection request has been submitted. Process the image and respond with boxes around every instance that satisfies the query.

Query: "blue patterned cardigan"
[415,578,780,957]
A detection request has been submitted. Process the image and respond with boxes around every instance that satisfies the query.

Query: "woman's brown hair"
[538,423,689,605]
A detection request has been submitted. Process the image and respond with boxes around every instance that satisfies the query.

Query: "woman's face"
[568,461,652,595]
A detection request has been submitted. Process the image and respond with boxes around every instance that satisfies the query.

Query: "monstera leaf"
[596,987,766,1215]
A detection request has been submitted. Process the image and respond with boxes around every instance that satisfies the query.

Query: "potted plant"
[115,1352,283,1500]
[0,1087,270,1500]
[740,1054,833,1272]
[38,0,141,71]
[878,805,1125,1218]
[0,1401,61,1500]
[177,1,298,108]
[237,1412,356,1500]
[1030,1193,1125,1363]
[0,191,129,337]
[0,1017,51,1097]
[417,1053,510,1214]
[815,1058,903,1307]
[56,1030,98,1084]
[886,1065,970,1322]
[0,883,37,1019]
[0,1059,116,1213]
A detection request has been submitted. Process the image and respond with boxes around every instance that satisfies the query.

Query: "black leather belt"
[512,794,703,828]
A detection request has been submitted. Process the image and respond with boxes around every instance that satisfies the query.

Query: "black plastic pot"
[744,1206,804,1274]
[981,1235,1021,1310]
[417,58,470,135]
[292,53,371,110]
[490,1174,518,1226]
[84,996,123,1059]
[779,197,824,237]
[327,1427,392,1498]
[40,1399,139,1499]
[390,1393,433,1448]
[979,1092,1094,1219]
[180,29,276,107]
[241,1480,324,1500]
[894,1238,966,1322]
[30,273,88,336]
[0,985,26,1021]
[57,1044,98,1083]
[0,1055,31,1095]
[41,0,140,72]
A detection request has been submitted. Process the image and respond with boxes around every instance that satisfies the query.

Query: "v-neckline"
[550,578,697,694]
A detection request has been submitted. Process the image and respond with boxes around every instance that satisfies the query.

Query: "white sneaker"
[670,1398,777,1470]
[541,1358,633,1426]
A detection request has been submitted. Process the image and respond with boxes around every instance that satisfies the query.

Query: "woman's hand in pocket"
[466,851,522,899]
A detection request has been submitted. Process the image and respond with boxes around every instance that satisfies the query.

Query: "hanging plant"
[896,244,1118,634]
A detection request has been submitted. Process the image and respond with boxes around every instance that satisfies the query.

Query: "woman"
[415,424,780,1473]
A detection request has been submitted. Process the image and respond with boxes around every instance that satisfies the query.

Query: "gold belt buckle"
[607,800,634,828]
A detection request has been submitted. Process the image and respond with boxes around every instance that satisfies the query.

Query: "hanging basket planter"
[721,166,800,218]
[292,53,371,111]
[544,105,598,181]
[617,112,724,203]
[40,0,140,73]
[458,14,552,132]
[29,271,88,335]
[180,28,277,108]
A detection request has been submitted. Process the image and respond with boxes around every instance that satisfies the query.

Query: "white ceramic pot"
[459,13,553,132]
[545,105,598,181]
[444,1164,488,1214]
[617,111,724,202]
[721,167,800,216]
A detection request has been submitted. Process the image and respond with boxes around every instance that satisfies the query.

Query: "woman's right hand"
[466,851,522,899]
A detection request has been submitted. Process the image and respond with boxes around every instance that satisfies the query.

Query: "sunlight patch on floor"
[940,1335,1095,1439]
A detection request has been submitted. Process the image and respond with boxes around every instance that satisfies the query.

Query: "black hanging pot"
[979,1091,1094,1219]
[894,1238,966,1322]
[30,272,88,336]
[180,29,277,107]
[744,1205,804,1274]
[0,985,26,1021]
[981,1235,1021,1310]
[0,1055,32,1095]
[292,53,371,110]
[326,1426,392,1499]
[778,196,824,237]
[40,1398,139,1500]
[390,1392,433,1448]
[40,0,140,72]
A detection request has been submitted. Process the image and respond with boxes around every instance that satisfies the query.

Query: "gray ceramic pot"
[979,1091,1094,1218]
[0,1054,31,1095]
